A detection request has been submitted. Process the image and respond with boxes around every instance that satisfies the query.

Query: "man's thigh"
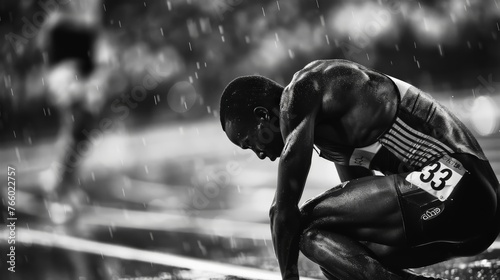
[298,173,463,269]
[299,174,407,246]
[363,241,457,269]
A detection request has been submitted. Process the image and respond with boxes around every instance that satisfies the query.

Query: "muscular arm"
[270,84,319,279]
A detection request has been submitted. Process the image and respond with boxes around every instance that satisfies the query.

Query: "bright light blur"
[470,96,499,136]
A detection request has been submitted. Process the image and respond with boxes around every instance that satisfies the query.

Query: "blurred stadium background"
[1,0,500,279]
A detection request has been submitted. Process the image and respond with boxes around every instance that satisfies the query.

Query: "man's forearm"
[271,208,301,280]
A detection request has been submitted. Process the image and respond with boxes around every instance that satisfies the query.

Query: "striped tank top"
[316,76,487,174]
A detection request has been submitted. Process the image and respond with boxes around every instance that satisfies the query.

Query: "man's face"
[224,115,284,161]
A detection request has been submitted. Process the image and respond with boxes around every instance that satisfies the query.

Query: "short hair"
[219,75,284,131]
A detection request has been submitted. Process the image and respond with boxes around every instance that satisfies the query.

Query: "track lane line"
[0,228,319,280]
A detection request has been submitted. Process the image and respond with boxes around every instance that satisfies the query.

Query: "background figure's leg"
[59,104,95,186]
[300,228,403,280]
[47,104,94,224]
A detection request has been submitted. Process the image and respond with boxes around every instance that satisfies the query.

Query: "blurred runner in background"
[220,59,500,280]
[38,0,111,224]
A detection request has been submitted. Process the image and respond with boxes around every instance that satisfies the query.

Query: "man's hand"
[270,205,301,280]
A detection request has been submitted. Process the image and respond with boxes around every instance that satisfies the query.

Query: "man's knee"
[299,228,325,256]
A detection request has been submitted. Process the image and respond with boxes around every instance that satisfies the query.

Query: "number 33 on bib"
[405,155,468,201]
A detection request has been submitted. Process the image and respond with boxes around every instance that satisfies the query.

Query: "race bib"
[405,155,467,201]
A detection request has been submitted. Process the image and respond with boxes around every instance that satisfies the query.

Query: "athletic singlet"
[315,76,487,174]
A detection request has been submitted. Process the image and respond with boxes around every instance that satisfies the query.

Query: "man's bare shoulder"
[285,59,369,93]
[281,59,368,116]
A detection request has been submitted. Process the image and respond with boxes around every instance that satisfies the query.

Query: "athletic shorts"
[394,152,500,253]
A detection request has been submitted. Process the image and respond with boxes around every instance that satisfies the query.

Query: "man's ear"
[253,106,269,121]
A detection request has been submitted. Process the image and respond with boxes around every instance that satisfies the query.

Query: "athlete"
[38,3,109,224]
[219,59,500,280]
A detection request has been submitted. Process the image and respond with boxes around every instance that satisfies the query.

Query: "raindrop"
[167,0,172,11]
[438,44,443,56]
[230,236,236,248]
[276,1,280,11]
[103,4,106,12]
[325,35,330,45]
[160,28,164,36]
[150,232,154,240]
[262,7,266,17]
[145,165,149,174]
[197,240,207,255]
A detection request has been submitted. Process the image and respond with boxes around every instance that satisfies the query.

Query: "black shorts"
[394,153,500,254]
